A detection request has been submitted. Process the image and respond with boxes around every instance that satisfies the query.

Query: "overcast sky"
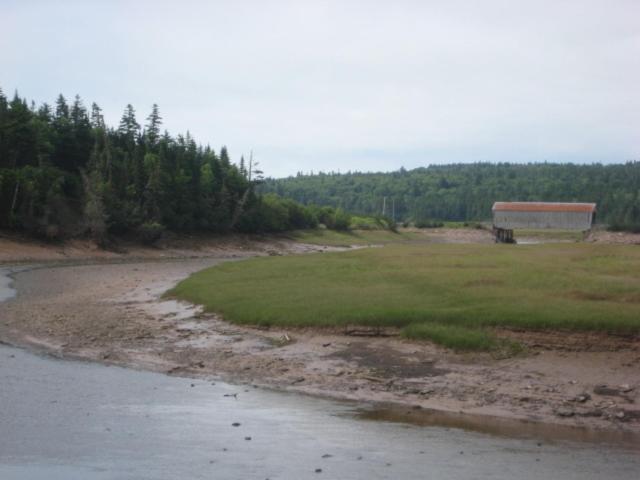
[2,0,638,177]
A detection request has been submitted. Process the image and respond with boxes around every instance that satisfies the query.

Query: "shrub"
[137,221,165,245]
[415,219,444,229]
[332,208,352,231]
[607,223,640,233]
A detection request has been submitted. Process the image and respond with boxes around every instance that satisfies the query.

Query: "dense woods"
[263,163,640,229]
[3,88,639,241]
[0,89,320,242]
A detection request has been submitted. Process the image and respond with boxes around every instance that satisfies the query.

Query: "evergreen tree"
[145,104,162,147]
[118,104,140,141]
[90,102,105,129]
[55,94,69,119]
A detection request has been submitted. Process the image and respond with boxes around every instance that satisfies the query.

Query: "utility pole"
[392,198,395,222]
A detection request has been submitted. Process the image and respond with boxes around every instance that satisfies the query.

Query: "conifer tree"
[90,103,105,129]
[145,104,162,147]
[55,94,69,119]
[118,104,140,140]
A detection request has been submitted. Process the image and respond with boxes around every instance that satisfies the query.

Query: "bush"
[238,194,318,233]
[284,199,318,229]
[137,221,165,245]
[415,219,444,229]
[607,223,640,233]
[463,221,485,230]
[350,215,380,230]
[332,208,351,231]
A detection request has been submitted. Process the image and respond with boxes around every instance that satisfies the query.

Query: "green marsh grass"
[288,228,423,246]
[170,243,640,351]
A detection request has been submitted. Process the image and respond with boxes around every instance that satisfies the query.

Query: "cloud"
[2,0,638,177]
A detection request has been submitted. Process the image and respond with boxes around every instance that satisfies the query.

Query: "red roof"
[492,202,596,213]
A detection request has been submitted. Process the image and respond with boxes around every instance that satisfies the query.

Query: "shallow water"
[0,267,16,302]
[0,344,638,480]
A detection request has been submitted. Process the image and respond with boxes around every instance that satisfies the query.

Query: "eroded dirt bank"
[0,234,639,436]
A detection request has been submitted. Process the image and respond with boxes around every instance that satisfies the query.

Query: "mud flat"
[0,242,638,437]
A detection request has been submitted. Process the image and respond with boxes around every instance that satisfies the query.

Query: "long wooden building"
[492,202,596,242]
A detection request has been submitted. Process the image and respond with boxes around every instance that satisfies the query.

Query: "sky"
[1,0,638,178]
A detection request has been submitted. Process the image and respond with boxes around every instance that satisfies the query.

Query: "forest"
[262,162,640,229]
[0,88,321,243]
[3,87,639,242]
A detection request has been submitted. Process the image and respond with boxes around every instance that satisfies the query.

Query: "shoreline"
[1,234,639,441]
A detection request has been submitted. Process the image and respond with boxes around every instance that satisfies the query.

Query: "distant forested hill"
[262,163,640,227]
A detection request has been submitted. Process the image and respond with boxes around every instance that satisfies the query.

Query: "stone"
[555,408,574,417]
[575,393,591,403]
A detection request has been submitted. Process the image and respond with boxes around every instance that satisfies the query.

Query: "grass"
[169,243,640,351]
[514,229,584,241]
[288,228,424,246]
[402,323,497,351]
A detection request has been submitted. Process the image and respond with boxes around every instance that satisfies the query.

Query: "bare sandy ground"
[0,231,639,436]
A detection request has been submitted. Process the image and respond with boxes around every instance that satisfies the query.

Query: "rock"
[291,377,305,385]
[322,343,332,347]
[321,454,332,458]
[232,422,241,427]
[555,408,575,417]
[576,409,602,418]
[244,436,252,441]
[594,385,621,397]
[315,468,322,473]
[574,393,591,403]
[620,384,634,393]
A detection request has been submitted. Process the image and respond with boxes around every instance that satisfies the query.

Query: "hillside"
[262,163,640,228]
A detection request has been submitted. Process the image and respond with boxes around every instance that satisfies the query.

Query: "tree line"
[0,88,323,243]
[262,162,640,230]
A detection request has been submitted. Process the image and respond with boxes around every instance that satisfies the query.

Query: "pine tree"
[82,144,107,246]
[219,146,231,168]
[239,155,247,178]
[0,88,8,164]
[118,104,140,140]
[90,103,105,129]
[145,104,162,147]
[55,94,69,119]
